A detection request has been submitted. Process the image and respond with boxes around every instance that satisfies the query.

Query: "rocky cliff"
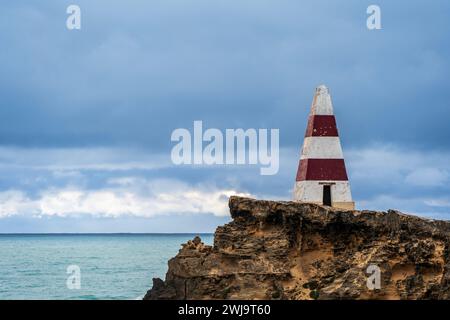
[144,196,450,300]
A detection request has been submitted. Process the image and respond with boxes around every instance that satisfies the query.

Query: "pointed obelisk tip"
[315,84,329,95]
[311,84,333,115]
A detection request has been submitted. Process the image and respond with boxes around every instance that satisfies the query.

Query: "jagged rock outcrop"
[144,196,450,300]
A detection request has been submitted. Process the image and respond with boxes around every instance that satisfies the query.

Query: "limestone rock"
[144,196,450,300]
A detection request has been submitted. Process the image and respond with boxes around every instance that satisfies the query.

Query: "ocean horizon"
[0,233,214,300]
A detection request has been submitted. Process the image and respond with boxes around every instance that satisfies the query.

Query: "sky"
[0,0,449,232]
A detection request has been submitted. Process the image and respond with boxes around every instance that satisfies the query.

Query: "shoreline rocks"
[144,196,450,300]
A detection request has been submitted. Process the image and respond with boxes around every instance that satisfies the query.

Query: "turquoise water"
[0,234,213,300]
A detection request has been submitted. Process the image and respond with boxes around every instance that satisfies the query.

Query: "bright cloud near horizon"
[0,0,450,232]
[0,181,252,218]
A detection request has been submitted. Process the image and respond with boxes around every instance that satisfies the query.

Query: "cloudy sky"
[0,0,449,232]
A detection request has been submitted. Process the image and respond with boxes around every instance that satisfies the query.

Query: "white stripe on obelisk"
[293,181,353,203]
[300,137,344,159]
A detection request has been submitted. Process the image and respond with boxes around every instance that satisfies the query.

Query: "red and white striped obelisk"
[293,85,354,210]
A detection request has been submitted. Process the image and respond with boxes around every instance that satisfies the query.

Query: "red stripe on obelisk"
[304,115,339,137]
[296,159,349,181]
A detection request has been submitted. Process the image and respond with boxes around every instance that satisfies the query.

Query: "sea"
[0,233,214,300]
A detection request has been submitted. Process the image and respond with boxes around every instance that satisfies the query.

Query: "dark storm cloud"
[1,0,449,150]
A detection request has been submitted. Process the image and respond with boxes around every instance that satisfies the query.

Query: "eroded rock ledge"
[144,196,450,300]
